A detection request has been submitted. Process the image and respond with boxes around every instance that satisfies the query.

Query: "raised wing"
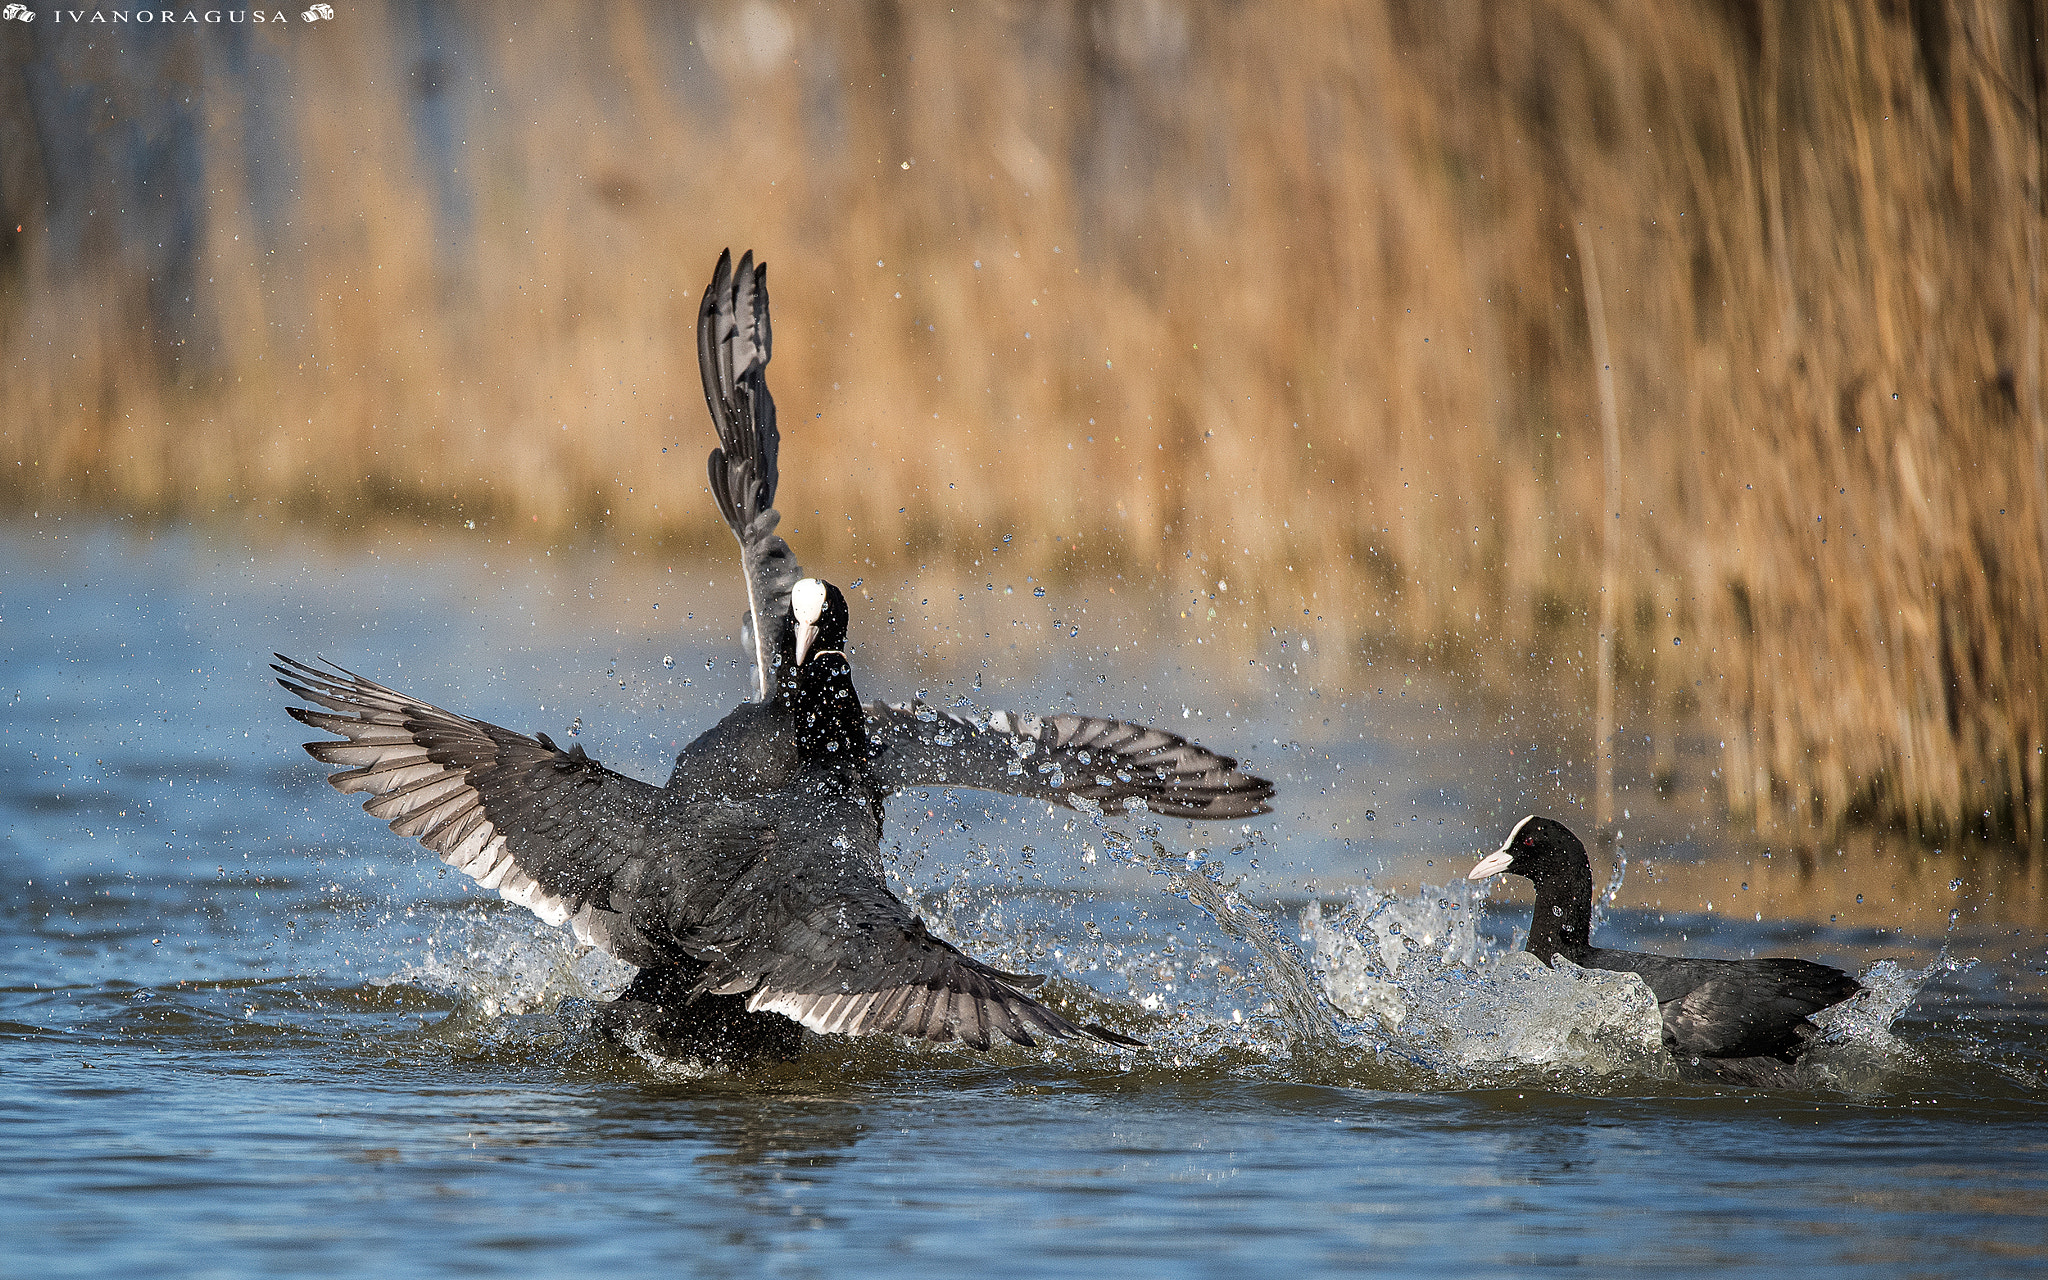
[864,701,1275,820]
[273,654,668,960]
[675,776,1135,1050]
[699,248,800,701]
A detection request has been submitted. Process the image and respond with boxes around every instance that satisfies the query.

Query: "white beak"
[1467,847,1515,881]
[794,619,819,667]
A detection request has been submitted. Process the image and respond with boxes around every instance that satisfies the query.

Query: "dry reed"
[1,0,2042,847]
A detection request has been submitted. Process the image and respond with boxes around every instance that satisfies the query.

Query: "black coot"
[275,578,1132,1058]
[1469,816,1863,1085]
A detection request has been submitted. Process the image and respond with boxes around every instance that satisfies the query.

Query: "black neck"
[787,653,870,764]
[1524,858,1596,964]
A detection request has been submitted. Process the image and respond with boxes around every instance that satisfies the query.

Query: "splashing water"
[1795,951,1975,1091]
[1819,954,1964,1046]
[1291,875,1956,1087]
[363,828,1946,1092]
[1137,837,1341,1062]
[393,905,633,1018]
[1300,881,1666,1077]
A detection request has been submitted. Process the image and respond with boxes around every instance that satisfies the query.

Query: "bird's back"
[1582,946,1860,1060]
[665,698,800,800]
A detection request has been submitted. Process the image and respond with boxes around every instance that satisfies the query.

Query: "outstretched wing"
[864,701,1275,820]
[273,654,667,960]
[677,780,1136,1050]
[700,248,800,701]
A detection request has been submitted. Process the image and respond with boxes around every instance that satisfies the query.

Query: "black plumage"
[864,702,1271,820]
[276,615,1129,1057]
[1469,816,1863,1085]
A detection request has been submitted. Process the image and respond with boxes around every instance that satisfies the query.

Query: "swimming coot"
[1469,816,1862,1085]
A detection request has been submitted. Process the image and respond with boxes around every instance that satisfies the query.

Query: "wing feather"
[865,700,1274,819]
[274,654,666,946]
[675,777,1133,1051]
[699,248,800,701]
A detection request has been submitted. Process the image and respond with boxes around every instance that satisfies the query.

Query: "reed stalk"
[1575,221,1622,848]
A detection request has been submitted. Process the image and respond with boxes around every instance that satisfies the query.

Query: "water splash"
[1136,836,1341,1063]
[1797,950,1974,1090]
[1292,872,1970,1088]
[362,845,1949,1093]
[1301,881,1664,1077]
[391,905,633,1018]
[1820,953,1964,1044]
[1301,880,1485,1030]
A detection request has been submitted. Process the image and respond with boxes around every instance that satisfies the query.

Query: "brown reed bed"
[1,0,2041,849]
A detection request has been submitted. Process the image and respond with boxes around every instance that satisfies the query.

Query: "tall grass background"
[2,0,2042,847]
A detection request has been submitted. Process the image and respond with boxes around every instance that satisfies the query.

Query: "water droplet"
[1364,810,1375,821]
[1033,587,1046,597]
[1551,904,1563,917]
[1949,878,1963,892]
[663,656,674,669]
[1856,893,1864,904]
[1673,636,1681,646]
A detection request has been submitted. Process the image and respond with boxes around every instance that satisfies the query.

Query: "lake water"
[4,521,2045,1277]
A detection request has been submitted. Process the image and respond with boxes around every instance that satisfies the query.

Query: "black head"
[784,578,850,669]
[769,578,851,697]
[1469,815,1598,962]
[1467,815,1592,886]
[779,578,867,761]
